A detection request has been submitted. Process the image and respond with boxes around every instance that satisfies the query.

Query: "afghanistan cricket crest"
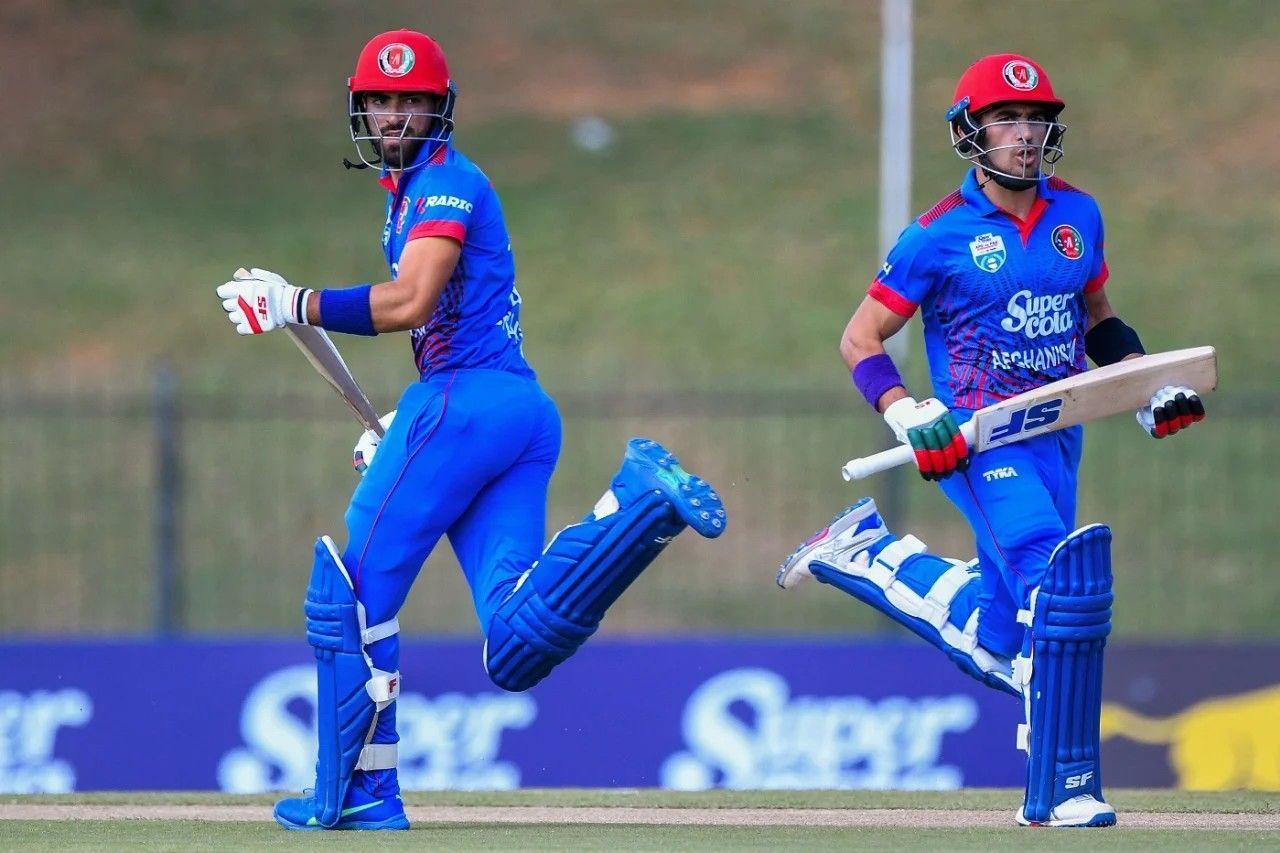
[378,43,416,77]
[1051,224,1084,260]
[969,233,1007,273]
[1002,60,1039,91]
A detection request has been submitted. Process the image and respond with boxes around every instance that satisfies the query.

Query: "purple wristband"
[852,353,904,410]
[318,284,377,336]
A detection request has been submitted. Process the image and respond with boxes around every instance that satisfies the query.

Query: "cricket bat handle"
[841,421,978,481]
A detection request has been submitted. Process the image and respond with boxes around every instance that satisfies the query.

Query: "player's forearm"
[369,279,441,331]
[303,281,441,333]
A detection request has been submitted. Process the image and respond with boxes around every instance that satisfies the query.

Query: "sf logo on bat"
[987,398,1064,444]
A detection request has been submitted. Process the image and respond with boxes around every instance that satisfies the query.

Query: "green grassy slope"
[3,0,1275,386]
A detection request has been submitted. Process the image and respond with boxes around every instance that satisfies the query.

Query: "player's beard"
[373,136,425,170]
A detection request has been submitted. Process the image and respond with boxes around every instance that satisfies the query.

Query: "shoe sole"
[627,438,726,538]
[1016,809,1117,828]
[276,816,410,831]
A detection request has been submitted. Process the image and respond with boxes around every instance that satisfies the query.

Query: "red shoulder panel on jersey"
[918,190,965,228]
[1084,259,1110,294]
[1048,176,1086,194]
[408,219,467,244]
[868,280,918,318]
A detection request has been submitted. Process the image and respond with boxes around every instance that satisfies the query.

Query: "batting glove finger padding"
[1136,385,1206,438]
[885,397,970,481]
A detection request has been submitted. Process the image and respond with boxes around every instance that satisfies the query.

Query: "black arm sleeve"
[1085,316,1146,366]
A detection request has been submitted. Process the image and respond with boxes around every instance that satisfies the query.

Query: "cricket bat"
[284,324,385,437]
[841,346,1217,481]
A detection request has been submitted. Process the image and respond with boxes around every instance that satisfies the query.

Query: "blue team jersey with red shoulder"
[379,143,534,381]
[869,168,1109,410]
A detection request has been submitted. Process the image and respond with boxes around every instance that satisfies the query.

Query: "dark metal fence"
[1,371,1274,638]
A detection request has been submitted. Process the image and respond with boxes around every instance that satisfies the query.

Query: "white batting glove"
[1136,385,1205,438]
[883,396,971,481]
[216,268,314,336]
[353,410,397,475]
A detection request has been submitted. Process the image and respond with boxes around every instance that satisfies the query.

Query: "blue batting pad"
[303,537,398,828]
[484,438,707,692]
[1019,523,1113,824]
[811,536,1020,697]
[485,492,682,691]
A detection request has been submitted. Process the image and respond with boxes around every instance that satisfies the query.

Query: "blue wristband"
[852,353,904,411]
[318,284,377,336]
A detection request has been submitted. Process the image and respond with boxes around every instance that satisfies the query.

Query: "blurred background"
[2,0,1277,636]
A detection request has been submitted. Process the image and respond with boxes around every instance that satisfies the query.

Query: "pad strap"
[356,742,398,771]
[361,617,400,646]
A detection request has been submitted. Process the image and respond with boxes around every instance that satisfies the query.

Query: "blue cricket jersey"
[378,143,534,381]
[869,169,1109,410]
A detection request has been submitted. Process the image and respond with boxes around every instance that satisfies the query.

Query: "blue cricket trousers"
[339,368,562,743]
[937,425,1084,658]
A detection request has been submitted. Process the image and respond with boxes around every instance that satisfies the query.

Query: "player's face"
[976,103,1055,178]
[362,91,440,169]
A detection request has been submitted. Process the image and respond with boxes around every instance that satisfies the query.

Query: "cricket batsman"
[776,54,1206,826]
[216,29,726,831]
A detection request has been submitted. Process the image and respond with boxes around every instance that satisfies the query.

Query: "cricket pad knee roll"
[304,536,400,828]
[484,488,684,692]
[484,572,599,692]
[1016,524,1114,824]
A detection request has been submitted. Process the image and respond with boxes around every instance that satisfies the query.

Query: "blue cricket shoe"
[274,770,409,831]
[613,437,726,538]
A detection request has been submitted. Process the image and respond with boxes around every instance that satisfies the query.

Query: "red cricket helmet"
[945,54,1067,187]
[948,54,1064,119]
[346,30,458,171]
[348,29,451,96]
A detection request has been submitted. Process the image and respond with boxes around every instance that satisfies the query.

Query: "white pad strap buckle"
[865,534,928,590]
[362,617,400,646]
[356,742,398,771]
[917,562,974,630]
[1017,587,1040,627]
[1012,654,1033,688]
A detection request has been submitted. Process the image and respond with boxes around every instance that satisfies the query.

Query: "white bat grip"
[841,445,913,481]
[841,421,978,481]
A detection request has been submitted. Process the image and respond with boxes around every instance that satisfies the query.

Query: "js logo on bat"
[988,399,1064,443]
[1051,225,1084,260]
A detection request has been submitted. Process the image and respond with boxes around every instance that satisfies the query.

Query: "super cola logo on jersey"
[1000,289,1075,339]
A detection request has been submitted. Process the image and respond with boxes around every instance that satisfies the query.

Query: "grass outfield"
[1,790,1277,851]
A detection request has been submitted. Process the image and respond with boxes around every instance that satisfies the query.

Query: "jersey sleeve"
[404,168,484,245]
[866,222,940,317]
[1084,202,1109,294]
